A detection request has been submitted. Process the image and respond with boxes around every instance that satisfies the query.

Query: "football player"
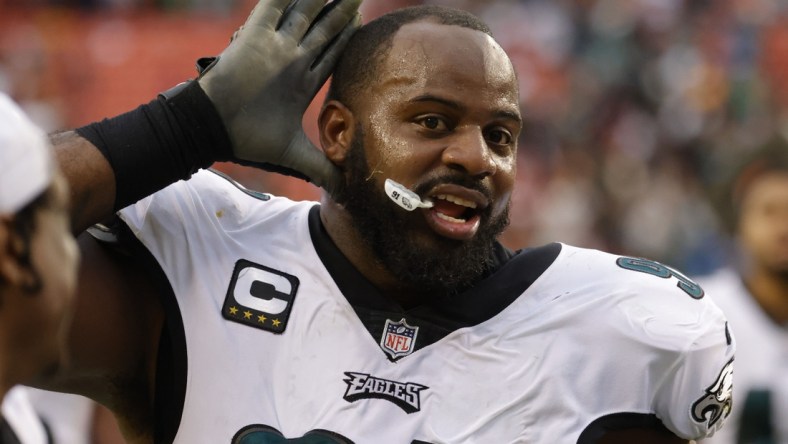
[0,93,79,444]
[697,139,788,444]
[48,1,734,442]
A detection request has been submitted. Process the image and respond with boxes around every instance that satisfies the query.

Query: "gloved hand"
[197,0,362,195]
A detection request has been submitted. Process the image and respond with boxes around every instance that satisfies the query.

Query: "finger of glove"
[283,133,345,195]
[246,0,294,31]
[308,13,361,75]
[276,0,325,39]
[300,0,362,54]
[316,162,345,197]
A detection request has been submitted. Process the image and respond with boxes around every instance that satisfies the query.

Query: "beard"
[763,256,788,281]
[336,130,510,295]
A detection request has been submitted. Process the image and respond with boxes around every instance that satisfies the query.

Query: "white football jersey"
[25,388,95,444]
[2,387,48,444]
[118,170,735,444]
[696,268,788,444]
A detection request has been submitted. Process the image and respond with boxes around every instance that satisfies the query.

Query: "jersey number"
[616,257,704,299]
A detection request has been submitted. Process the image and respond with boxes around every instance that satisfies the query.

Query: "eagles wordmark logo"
[222,259,299,333]
[691,358,734,431]
[343,372,429,414]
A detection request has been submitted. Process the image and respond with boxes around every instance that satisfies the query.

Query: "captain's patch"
[222,259,299,334]
[691,358,734,431]
[343,372,428,414]
[380,318,419,361]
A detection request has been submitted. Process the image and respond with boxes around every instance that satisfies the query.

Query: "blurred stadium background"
[1,0,787,276]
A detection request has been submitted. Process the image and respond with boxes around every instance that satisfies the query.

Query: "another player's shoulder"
[1,387,49,444]
[694,267,743,302]
[694,267,756,332]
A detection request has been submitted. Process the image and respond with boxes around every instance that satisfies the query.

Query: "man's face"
[11,172,79,381]
[739,172,788,276]
[341,21,521,292]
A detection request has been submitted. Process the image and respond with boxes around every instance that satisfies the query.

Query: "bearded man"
[47,1,733,443]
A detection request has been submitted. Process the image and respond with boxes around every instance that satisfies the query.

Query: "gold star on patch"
[243,311,252,319]
[257,314,267,323]
[272,319,281,327]
[229,306,238,315]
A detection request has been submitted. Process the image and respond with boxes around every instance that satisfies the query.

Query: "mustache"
[412,174,493,203]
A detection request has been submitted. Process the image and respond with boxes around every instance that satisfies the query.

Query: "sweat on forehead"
[326,5,494,109]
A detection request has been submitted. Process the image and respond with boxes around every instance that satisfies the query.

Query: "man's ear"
[0,217,26,287]
[319,100,356,168]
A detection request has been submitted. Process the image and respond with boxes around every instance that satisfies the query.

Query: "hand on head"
[198,0,362,196]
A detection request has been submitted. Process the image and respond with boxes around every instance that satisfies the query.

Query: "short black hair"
[326,5,493,110]
[717,136,788,233]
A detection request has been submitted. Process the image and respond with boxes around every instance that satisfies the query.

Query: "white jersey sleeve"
[653,305,734,438]
[2,386,48,444]
[545,247,736,440]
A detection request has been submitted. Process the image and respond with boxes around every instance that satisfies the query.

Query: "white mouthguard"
[384,179,434,211]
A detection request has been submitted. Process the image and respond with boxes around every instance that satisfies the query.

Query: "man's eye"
[418,116,448,131]
[486,128,512,145]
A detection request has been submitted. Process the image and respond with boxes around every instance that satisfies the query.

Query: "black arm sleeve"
[76,81,233,211]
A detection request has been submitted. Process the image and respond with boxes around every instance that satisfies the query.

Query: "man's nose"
[441,127,497,178]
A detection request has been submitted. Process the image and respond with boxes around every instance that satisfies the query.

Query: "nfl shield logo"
[380,318,419,361]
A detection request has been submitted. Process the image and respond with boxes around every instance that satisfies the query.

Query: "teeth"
[435,194,477,209]
[436,212,467,223]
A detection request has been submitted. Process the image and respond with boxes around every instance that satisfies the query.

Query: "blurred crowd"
[2,0,787,275]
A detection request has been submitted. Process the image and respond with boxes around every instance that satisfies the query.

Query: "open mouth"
[422,186,489,240]
[431,194,480,223]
